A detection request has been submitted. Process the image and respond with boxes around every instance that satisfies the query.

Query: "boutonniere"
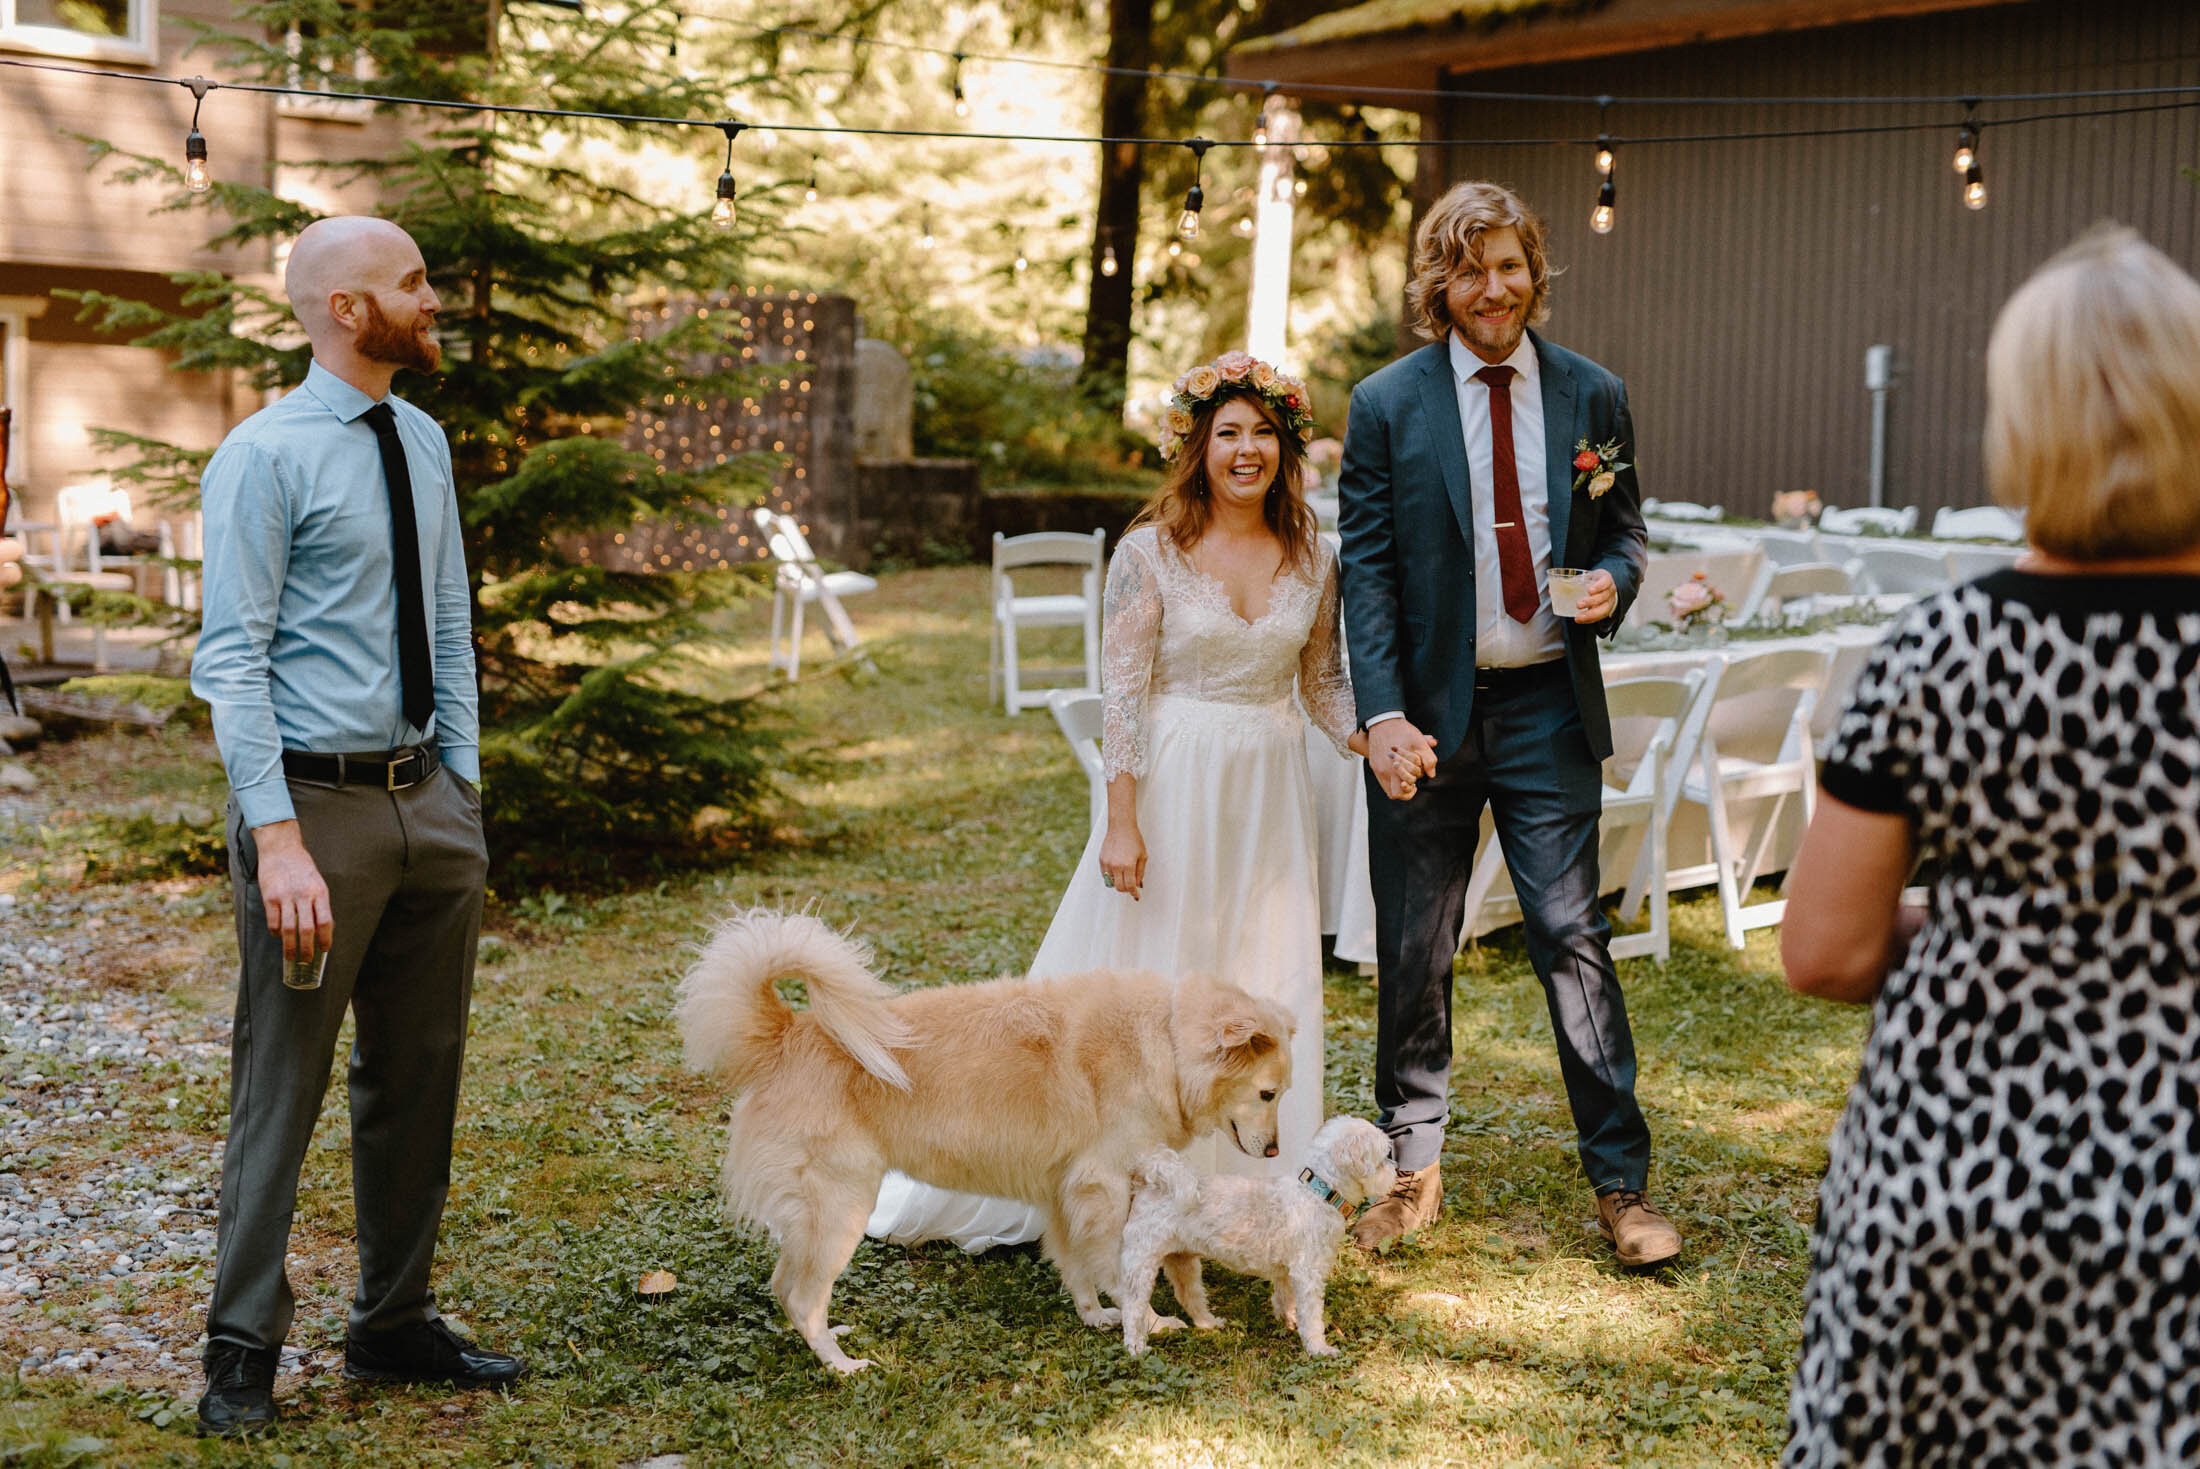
[1570,438,1629,499]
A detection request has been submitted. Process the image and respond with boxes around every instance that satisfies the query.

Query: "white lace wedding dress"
[866,524,1358,1250]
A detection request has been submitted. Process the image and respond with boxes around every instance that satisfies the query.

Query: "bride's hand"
[1099,822,1147,901]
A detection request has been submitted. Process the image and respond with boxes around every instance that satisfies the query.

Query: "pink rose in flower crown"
[1215,350,1254,381]
[1251,361,1279,391]
[1165,405,1196,438]
[1184,364,1223,398]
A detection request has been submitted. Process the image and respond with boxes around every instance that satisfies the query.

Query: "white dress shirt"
[1449,333,1565,669]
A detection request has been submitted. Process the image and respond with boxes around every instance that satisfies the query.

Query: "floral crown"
[1158,350,1316,463]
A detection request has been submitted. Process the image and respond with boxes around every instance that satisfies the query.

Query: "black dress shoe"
[197,1343,279,1437]
[344,1318,528,1388]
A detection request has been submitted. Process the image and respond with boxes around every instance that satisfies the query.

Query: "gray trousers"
[1366,665,1651,1190]
[206,766,487,1353]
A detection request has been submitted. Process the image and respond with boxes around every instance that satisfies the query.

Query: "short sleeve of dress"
[1100,532,1163,781]
[1819,608,1937,818]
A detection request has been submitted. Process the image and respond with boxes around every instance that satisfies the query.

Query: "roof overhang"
[1229,0,2016,102]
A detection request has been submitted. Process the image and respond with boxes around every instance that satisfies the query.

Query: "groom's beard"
[1459,299,1527,360]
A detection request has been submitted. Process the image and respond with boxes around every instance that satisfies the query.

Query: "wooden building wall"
[1431,0,2200,519]
[0,0,414,518]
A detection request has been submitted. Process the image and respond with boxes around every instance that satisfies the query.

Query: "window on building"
[0,0,156,62]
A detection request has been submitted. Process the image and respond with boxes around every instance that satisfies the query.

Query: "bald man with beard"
[190,216,522,1437]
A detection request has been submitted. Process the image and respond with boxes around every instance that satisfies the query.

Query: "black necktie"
[362,402,435,733]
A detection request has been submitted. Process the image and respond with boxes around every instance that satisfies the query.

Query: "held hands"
[251,820,334,962]
[1569,569,1618,625]
[1367,719,1438,802]
[0,537,22,590]
[1099,821,1147,901]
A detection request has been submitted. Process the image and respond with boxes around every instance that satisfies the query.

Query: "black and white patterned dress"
[1786,570,2200,1466]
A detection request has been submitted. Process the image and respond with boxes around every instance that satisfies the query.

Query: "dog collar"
[1299,1167,1354,1220]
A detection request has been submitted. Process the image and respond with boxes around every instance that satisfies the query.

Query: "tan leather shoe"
[1595,1189,1682,1267]
[1350,1163,1441,1252]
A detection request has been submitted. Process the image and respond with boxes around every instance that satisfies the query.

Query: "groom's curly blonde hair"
[1405,181,1555,342]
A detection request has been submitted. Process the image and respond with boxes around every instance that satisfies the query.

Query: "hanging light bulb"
[1014,238,1029,274]
[920,206,936,250]
[1100,243,1119,277]
[710,121,743,231]
[1234,213,1255,238]
[1953,122,1978,174]
[952,53,969,118]
[1293,177,1308,198]
[1167,238,1182,258]
[1594,133,1614,177]
[185,129,211,193]
[180,76,216,195]
[1177,138,1211,241]
[1964,160,1987,211]
[803,156,818,204]
[1591,175,1616,235]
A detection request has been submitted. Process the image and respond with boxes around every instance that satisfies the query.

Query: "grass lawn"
[0,564,1868,1467]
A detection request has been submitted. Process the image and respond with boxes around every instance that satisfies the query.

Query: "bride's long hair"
[1130,384,1318,575]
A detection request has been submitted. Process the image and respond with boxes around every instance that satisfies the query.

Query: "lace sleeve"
[1101,534,1163,780]
[1298,543,1358,757]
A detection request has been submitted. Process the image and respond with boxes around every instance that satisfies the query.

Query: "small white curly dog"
[1119,1116,1397,1357]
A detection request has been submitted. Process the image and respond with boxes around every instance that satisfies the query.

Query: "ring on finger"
[1101,872,1115,888]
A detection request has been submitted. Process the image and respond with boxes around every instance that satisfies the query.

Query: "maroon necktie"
[1473,365,1539,625]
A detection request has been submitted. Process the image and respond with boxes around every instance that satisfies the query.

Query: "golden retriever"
[673,907,1295,1373]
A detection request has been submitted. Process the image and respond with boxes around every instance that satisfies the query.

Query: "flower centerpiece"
[1770,489,1823,528]
[1666,572,1727,631]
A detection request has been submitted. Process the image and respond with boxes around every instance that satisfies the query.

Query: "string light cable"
[8,53,2200,232]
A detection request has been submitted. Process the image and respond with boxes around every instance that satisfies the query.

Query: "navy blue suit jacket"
[1336,332,1649,763]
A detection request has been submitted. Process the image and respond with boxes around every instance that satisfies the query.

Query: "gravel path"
[0,886,245,1387]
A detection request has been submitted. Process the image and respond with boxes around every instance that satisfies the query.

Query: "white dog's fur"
[1119,1116,1398,1357]
[673,907,1297,1373]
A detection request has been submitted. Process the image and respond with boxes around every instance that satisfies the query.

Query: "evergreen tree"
[67,0,798,885]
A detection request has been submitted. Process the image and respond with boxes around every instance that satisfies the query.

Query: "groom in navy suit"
[1336,180,1678,1266]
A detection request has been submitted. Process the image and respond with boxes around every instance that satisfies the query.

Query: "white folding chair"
[1930,504,2024,541]
[1816,504,1919,537]
[160,509,203,612]
[1847,545,1954,597]
[1750,527,1825,567]
[1046,688,1106,835]
[1677,646,1834,949]
[1455,666,1712,965]
[751,506,876,680]
[24,480,143,670]
[990,529,1104,715]
[1626,548,1767,631]
[1641,498,1725,522]
[1943,544,2024,582]
[1760,561,1858,622]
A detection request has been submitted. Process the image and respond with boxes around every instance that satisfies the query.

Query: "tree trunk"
[1077,0,1152,408]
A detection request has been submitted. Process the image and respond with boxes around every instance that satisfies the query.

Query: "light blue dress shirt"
[192,361,480,828]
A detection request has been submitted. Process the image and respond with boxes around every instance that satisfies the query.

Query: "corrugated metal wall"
[1432,0,2200,520]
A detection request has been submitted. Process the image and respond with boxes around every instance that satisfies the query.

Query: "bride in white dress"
[868,351,1365,1250]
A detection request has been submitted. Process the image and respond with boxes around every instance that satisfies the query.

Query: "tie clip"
[1493,521,1516,528]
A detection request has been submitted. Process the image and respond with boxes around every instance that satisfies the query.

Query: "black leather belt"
[1473,659,1567,695]
[281,739,441,791]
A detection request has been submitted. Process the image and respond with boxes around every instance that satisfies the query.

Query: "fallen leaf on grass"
[637,1269,678,1296]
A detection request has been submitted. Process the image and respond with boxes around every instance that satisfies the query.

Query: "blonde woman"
[868,353,1365,1250]
[1784,225,2200,1463]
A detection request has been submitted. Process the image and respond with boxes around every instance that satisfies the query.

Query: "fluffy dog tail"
[1127,1147,1200,1209]
[674,907,913,1092]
